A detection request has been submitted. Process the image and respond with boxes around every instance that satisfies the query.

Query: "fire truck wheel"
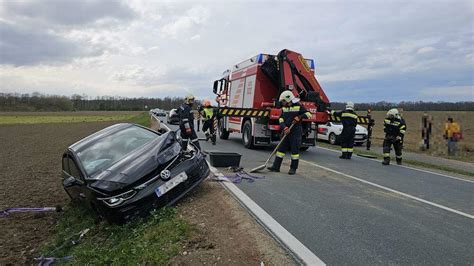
[242,120,255,149]
[219,119,230,140]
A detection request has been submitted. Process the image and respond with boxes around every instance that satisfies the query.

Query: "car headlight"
[99,190,137,207]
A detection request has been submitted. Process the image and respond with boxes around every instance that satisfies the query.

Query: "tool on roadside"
[249,123,295,173]
[356,153,378,159]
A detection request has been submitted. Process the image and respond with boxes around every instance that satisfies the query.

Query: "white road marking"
[300,159,474,220]
[316,146,474,184]
[208,164,325,266]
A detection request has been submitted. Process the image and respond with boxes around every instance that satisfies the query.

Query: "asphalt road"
[164,121,474,265]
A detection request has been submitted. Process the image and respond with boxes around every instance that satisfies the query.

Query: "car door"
[62,155,87,201]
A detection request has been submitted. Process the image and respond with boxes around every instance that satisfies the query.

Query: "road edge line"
[208,164,325,266]
[300,159,474,219]
[316,146,474,183]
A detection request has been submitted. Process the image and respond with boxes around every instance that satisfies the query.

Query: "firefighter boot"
[211,135,216,145]
[267,157,282,172]
[289,159,298,175]
[339,152,347,159]
[347,151,353,159]
[205,132,211,141]
[396,157,402,165]
[382,157,390,165]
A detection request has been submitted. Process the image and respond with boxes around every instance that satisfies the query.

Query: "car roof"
[68,123,145,153]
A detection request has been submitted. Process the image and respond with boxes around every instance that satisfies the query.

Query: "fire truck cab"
[213,50,330,149]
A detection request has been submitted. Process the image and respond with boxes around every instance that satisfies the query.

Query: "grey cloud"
[0,22,104,65]
[3,0,136,26]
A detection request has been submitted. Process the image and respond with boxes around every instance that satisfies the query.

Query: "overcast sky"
[0,0,473,102]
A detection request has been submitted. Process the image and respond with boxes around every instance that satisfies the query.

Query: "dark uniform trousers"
[334,109,358,159]
[383,117,406,164]
[179,103,201,151]
[271,104,312,172]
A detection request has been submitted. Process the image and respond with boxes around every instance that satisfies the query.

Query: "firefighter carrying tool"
[331,102,358,159]
[179,94,201,151]
[267,91,312,175]
[199,100,217,145]
[382,108,407,165]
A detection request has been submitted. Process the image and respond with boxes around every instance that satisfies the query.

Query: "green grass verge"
[317,142,474,178]
[0,114,137,125]
[129,112,151,128]
[42,203,190,264]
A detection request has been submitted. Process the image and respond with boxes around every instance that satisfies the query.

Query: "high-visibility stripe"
[342,113,358,119]
[341,148,348,152]
[396,156,402,159]
[291,154,300,160]
[264,111,269,116]
[383,153,390,157]
[304,112,312,118]
[234,109,240,115]
[400,130,406,134]
[276,151,285,158]
[228,109,234,115]
[258,111,264,116]
[279,118,284,123]
[347,148,354,152]
[252,110,258,116]
[222,109,228,114]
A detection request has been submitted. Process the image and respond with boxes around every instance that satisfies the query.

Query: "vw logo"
[160,170,171,181]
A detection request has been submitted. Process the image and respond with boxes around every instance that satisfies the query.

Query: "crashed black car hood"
[88,132,180,192]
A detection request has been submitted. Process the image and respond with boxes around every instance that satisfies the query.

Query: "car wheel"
[219,119,230,140]
[242,120,255,149]
[329,133,337,145]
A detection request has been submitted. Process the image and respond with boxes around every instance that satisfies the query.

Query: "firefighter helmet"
[386,108,399,118]
[279,90,299,103]
[203,99,211,107]
[346,101,354,110]
[184,94,195,104]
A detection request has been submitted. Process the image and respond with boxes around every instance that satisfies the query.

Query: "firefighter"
[382,108,407,165]
[332,102,358,159]
[179,94,201,151]
[267,91,312,175]
[199,100,216,145]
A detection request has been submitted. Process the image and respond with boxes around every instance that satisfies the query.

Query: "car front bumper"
[94,152,210,223]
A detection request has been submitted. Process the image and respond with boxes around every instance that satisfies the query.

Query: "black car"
[167,109,179,124]
[62,123,209,223]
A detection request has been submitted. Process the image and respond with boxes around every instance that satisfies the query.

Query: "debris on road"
[0,206,62,217]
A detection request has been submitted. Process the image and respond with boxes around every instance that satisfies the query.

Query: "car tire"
[219,119,230,140]
[242,120,255,149]
[329,133,337,145]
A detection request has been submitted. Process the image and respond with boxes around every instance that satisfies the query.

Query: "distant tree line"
[0,92,472,112]
[0,92,185,111]
[330,101,474,111]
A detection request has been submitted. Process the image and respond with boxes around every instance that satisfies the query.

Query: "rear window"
[76,126,157,176]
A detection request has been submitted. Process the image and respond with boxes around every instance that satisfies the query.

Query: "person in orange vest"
[444,117,461,156]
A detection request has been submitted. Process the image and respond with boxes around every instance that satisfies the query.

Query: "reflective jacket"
[179,103,194,130]
[201,107,214,121]
[333,109,358,129]
[384,116,406,137]
[278,104,312,129]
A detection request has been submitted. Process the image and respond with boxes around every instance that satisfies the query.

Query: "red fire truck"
[213,49,331,150]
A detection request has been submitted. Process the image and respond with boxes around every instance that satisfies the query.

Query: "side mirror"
[213,80,219,94]
[63,175,79,188]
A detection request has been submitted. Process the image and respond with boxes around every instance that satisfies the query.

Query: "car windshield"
[77,126,158,176]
